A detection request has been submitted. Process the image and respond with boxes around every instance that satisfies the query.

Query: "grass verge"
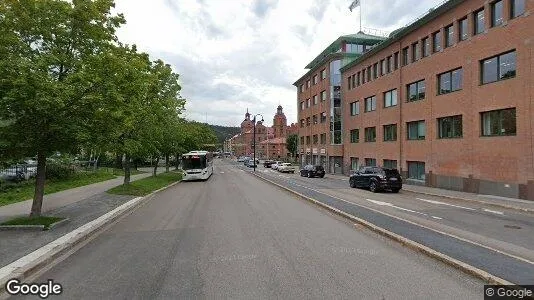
[0,171,117,207]
[1,216,65,230]
[101,168,146,176]
[107,172,182,196]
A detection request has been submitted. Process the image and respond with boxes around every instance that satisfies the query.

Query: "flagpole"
[359,0,362,32]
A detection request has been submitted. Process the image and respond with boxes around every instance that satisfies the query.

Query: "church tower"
[240,108,253,132]
[273,105,287,138]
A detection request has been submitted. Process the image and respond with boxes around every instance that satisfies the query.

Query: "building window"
[407,80,425,102]
[364,127,376,142]
[373,63,378,79]
[407,120,426,140]
[313,115,318,125]
[402,47,409,66]
[356,72,361,86]
[300,101,304,110]
[300,119,304,128]
[381,59,386,75]
[408,161,425,180]
[306,98,311,107]
[394,52,399,69]
[474,8,485,35]
[313,75,318,85]
[320,133,326,144]
[321,90,327,101]
[300,136,304,145]
[481,50,516,84]
[351,157,359,170]
[432,31,441,53]
[321,69,327,80]
[306,80,310,88]
[350,129,359,143]
[352,74,356,88]
[387,56,392,73]
[313,95,318,105]
[320,112,327,123]
[365,158,377,167]
[383,124,397,141]
[438,115,463,138]
[422,37,430,57]
[367,66,371,81]
[383,89,397,108]
[491,0,504,27]
[438,68,463,94]
[306,136,310,145]
[348,76,352,90]
[481,108,516,136]
[350,101,360,116]
[511,0,525,18]
[299,85,303,93]
[313,134,318,144]
[383,159,397,169]
[364,96,376,112]
[459,18,468,41]
[362,70,366,84]
[412,42,419,61]
[306,117,310,126]
[445,24,454,47]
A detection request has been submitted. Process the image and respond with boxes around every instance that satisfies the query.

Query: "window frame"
[422,37,430,57]
[445,24,454,47]
[474,8,485,35]
[364,127,377,142]
[407,161,425,181]
[402,47,409,66]
[383,89,398,108]
[459,17,468,41]
[511,0,525,19]
[350,101,360,116]
[432,30,442,53]
[407,120,426,140]
[411,42,419,62]
[438,68,463,95]
[437,115,463,139]
[383,124,397,141]
[407,80,426,102]
[480,108,517,137]
[491,0,504,27]
[480,50,517,85]
[350,129,359,143]
[364,96,377,112]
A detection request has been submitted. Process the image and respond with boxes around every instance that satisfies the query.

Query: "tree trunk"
[165,154,169,173]
[123,153,131,185]
[93,155,99,171]
[153,155,159,177]
[115,153,122,170]
[30,152,47,217]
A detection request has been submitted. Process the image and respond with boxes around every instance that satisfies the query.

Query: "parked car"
[245,159,259,168]
[277,163,296,173]
[300,165,325,178]
[349,167,402,193]
[0,168,25,182]
[263,160,275,168]
[271,161,283,170]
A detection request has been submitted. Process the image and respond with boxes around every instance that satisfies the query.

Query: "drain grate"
[504,225,522,229]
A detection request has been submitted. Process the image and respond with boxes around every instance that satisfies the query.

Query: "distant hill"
[209,124,241,144]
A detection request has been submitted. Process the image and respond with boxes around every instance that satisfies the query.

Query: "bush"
[46,163,77,180]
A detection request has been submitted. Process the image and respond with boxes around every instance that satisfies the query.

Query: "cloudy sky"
[114,0,443,127]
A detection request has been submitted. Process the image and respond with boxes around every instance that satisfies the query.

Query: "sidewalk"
[0,167,162,222]
[324,172,534,213]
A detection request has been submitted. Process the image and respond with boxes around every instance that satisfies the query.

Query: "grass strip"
[1,216,64,230]
[107,172,182,196]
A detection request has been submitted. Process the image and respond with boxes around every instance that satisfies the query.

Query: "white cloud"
[114,0,444,127]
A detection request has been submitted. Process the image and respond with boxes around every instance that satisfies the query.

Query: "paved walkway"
[324,172,534,212]
[0,167,165,222]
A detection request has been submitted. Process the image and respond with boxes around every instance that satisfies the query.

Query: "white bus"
[181,151,214,181]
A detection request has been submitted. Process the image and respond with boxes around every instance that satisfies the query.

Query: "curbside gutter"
[250,172,513,286]
[0,179,182,297]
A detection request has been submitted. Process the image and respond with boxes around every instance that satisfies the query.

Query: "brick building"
[295,0,534,199]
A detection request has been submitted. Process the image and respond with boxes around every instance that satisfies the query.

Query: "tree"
[0,0,125,217]
[286,134,298,160]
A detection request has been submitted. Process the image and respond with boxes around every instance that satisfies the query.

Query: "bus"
[181,151,214,181]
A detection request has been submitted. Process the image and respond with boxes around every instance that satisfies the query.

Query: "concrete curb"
[250,172,514,286]
[0,178,182,296]
[402,187,534,214]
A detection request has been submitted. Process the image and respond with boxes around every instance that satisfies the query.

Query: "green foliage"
[45,163,76,180]
[286,134,298,156]
[208,125,241,144]
[107,171,182,196]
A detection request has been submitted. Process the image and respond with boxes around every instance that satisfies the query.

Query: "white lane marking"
[220,172,225,174]
[366,199,429,217]
[416,198,476,211]
[431,216,443,220]
[483,208,504,215]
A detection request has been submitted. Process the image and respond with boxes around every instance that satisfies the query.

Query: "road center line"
[483,208,504,215]
[416,198,476,211]
[367,199,429,217]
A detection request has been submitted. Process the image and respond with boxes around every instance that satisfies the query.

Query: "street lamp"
[252,113,264,172]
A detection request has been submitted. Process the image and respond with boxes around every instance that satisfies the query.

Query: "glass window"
[511,0,525,18]
[300,101,305,110]
[350,129,359,143]
[384,89,397,108]
[313,115,318,124]
[412,42,419,61]
[352,74,356,88]
[383,159,397,169]
[306,136,310,144]
[306,98,311,107]
[394,52,399,69]
[381,59,386,75]
[364,127,376,142]
[474,8,485,35]
[299,85,303,93]
[306,80,310,88]
[438,68,462,94]
[402,47,409,66]
[407,80,425,102]
[481,50,516,84]
[313,75,318,85]
[459,18,468,41]
[422,37,430,57]
[313,95,318,105]
[491,0,504,27]
[433,31,441,52]
[438,115,463,138]
[387,56,393,73]
[408,161,425,180]
[445,24,454,47]
[481,108,516,136]
[356,72,360,86]
[407,120,425,140]
[300,136,304,145]
[351,157,359,170]
[321,69,327,80]
[364,96,376,112]
[306,117,310,126]
[321,90,327,101]
[320,112,327,123]
[320,133,326,144]
[365,158,377,167]
[383,124,397,141]
[350,101,360,116]
[373,63,378,79]
[347,76,351,90]
[300,119,304,127]
[367,66,371,81]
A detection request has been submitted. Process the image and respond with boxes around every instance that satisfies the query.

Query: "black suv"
[263,160,275,168]
[349,167,402,193]
[300,165,325,178]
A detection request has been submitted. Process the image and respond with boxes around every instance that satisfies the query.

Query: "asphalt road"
[18,159,482,299]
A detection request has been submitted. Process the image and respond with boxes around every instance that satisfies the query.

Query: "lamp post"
[252,114,264,172]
